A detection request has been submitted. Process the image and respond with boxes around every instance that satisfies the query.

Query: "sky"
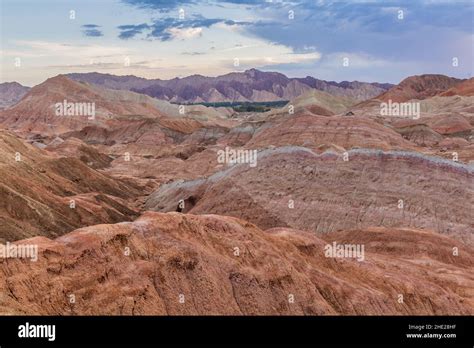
[0,0,473,86]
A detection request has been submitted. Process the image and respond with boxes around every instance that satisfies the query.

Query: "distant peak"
[244,68,262,77]
[45,74,73,83]
[0,81,27,88]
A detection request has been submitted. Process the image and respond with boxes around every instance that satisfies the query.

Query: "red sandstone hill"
[345,81,474,163]
[0,75,167,135]
[371,74,463,103]
[243,113,417,152]
[145,147,474,246]
[0,75,236,151]
[44,137,114,169]
[0,130,141,242]
[0,212,471,315]
[439,77,474,97]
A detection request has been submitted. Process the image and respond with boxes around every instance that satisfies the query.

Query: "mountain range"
[67,69,393,103]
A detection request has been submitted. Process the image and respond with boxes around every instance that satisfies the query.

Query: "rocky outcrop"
[45,137,113,169]
[0,212,472,315]
[145,147,474,246]
[0,130,141,242]
[284,89,355,115]
[372,74,463,103]
[439,78,474,97]
[244,114,417,152]
[347,91,474,162]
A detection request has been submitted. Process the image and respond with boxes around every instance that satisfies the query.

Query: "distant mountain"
[373,74,464,103]
[67,69,393,103]
[0,82,30,109]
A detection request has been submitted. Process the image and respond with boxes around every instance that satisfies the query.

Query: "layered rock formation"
[0,72,472,316]
[372,74,464,103]
[342,73,473,163]
[0,75,233,139]
[0,130,141,242]
[244,114,417,152]
[0,212,472,315]
[145,147,474,246]
[439,78,474,97]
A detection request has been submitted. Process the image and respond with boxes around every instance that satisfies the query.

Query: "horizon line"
[2,69,471,88]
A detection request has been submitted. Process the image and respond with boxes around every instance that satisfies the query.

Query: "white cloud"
[224,52,320,70]
[214,22,246,33]
[9,40,130,59]
[320,52,389,68]
[219,44,260,52]
[166,27,203,40]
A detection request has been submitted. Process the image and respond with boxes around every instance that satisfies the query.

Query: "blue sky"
[1,0,472,86]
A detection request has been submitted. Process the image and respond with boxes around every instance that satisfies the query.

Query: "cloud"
[226,51,320,69]
[213,20,252,34]
[118,23,150,39]
[318,52,389,69]
[48,60,158,70]
[82,24,101,28]
[81,24,103,37]
[167,27,202,40]
[121,0,196,12]
[118,17,226,41]
[11,40,129,59]
[234,0,473,80]
[181,51,206,56]
[219,44,259,52]
[83,29,104,37]
[121,0,281,12]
